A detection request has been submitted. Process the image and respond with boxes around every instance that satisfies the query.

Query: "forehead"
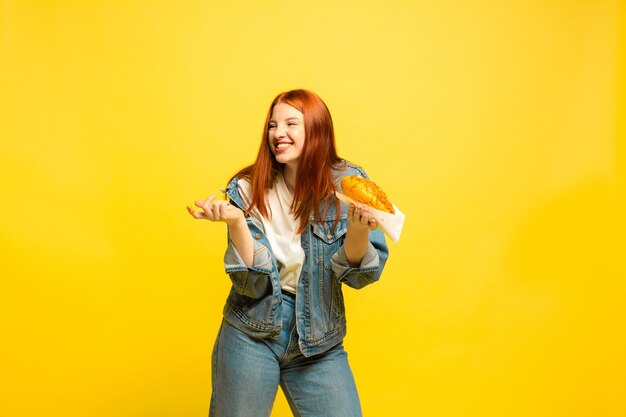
[270,102,303,120]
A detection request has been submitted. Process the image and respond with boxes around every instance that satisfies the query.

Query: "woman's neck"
[283,164,297,196]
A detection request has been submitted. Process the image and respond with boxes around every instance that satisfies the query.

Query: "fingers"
[187,205,206,219]
[349,203,375,228]
[218,200,231,218]
[348,203,380,231]
[209,199,230,219]
[201,194,218,217]
[187,194,232,222]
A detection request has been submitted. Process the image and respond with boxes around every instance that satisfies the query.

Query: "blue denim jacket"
[221,161,389,357]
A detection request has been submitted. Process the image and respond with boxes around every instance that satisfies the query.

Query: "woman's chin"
[275,155,297,166]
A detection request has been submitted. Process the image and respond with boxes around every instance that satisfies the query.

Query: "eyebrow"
[269,117,302,123]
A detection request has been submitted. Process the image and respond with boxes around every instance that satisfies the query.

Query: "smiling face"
[268,102,305,171]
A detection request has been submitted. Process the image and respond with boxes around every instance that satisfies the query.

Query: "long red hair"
[229,89,342,233]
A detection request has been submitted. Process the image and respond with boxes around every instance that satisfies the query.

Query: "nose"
[274,123,287,138]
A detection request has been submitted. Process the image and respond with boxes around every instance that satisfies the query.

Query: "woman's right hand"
[186,194,245,226]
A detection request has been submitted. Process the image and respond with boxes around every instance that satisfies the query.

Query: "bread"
[341,174,395,214]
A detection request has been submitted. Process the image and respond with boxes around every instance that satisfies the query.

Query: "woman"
[187,89,389,417]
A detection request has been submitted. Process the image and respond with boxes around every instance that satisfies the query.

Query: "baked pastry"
[341,174,395,214]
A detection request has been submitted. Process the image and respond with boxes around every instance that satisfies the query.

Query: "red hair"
[229,89,342,233]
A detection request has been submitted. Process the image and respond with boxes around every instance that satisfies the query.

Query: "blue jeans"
[209,293,363,417]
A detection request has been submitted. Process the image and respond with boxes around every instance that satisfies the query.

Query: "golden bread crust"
[341,175,395,214]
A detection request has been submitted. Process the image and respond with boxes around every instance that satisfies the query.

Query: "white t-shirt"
[238,173,305,294]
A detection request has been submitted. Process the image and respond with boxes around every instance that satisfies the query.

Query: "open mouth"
[275,142,293,151]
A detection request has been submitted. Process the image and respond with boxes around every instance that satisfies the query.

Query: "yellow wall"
[1,1,625,416]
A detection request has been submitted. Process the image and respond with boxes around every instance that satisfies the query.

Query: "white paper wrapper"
[335,192,405,243]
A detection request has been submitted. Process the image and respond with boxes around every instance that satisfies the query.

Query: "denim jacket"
[221,161,389,357]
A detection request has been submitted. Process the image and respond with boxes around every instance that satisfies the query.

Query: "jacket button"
[327,233,333,239]
[255,233,262,239]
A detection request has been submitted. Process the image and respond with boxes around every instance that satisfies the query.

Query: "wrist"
[226,214,246,229]
[346,225,369,246]
[347,221,370,235]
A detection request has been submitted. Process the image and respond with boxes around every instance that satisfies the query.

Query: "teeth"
[276,143,291,148]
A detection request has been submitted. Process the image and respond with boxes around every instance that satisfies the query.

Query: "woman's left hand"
[347,203,378,231]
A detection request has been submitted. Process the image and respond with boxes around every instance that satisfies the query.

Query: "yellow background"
[1,0,625,416]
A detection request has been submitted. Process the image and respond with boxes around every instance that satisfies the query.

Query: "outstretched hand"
[186,194,245,226]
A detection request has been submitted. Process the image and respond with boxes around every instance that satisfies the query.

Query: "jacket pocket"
[311,217,347,244]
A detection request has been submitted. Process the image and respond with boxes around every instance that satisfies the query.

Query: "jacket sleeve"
[330,228,389,289]
[224,231,274,299]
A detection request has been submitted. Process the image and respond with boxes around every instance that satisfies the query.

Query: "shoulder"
[333,159,369,177]
[224,176,241,197]
[224,175,252,210]
[333,160,370,192]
